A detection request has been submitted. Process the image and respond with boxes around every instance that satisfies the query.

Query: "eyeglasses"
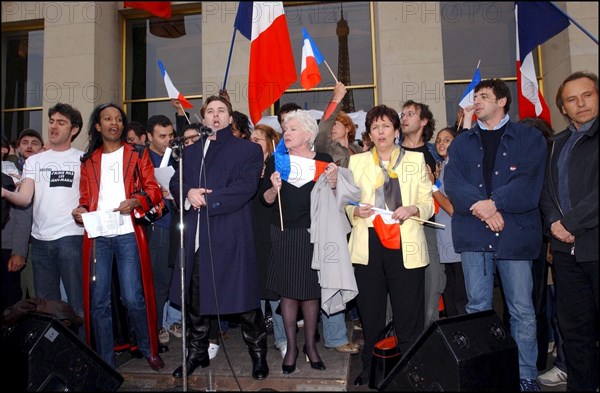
[400,111,418,119]
[251,137,266,143]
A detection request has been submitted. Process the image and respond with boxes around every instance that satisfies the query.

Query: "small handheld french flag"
[157,60,193,109]
[300,27,325,91]
[274,139,329,188]
[459,66,482,109]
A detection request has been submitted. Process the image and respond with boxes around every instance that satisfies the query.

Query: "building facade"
[2,2,598,150]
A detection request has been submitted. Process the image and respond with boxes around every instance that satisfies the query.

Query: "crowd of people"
[1,70,597,392]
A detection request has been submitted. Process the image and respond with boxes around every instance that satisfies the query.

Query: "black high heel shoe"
[303,345,326,370]
[282,346,298,374]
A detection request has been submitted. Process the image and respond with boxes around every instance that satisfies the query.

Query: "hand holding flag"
[157,60,193,109]
[273,138,329,188]
[347,202,445,228]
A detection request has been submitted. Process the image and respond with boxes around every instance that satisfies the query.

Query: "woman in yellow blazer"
[346,105,433,387]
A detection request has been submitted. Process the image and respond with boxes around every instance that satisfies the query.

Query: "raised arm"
[1,177,34,207]
[314,82,347,153]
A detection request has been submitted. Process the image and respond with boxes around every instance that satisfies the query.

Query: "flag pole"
[178,102,191,125]
[323,60,339,83]
[549,2,598,45]
[408,216,445,228]
[476,59,481,69]
[223,28,238,90]
[456,113,464,130]
[272,140,284,231]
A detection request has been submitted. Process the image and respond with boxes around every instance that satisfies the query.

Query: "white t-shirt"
[23,147,85,241]
[97,147,134,236]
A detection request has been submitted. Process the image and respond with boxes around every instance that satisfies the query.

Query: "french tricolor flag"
[515,2,569,125]
[458,66,481,109]
[274,139,329,188]
[234,2,297,125]
[157,60,193,109]
[300,28,324,91]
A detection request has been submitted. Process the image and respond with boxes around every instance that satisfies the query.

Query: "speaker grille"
[379,310,519,392]
[2,312,123,391]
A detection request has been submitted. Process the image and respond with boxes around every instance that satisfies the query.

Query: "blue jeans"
[322,309,349,347]
[163,301,182,328]
[31,235,84,318]
[91,234,151,367]
[265,299,286,348]
[462,252,538,380]
[349,302,360,321]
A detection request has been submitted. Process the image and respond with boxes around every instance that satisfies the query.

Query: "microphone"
[169,126,214,147]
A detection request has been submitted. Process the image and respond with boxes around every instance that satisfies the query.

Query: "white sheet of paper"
[154,166,175,192]
[81,210,123,238]
[160,148,172,168]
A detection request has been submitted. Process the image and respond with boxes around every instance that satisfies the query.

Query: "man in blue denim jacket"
[444,79,547,392]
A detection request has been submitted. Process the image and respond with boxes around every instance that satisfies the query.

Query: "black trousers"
[442,261,468,317]
[1,248,22,313]
[354,228,425,380]
[531,241,549,371]
[553,251,599,391]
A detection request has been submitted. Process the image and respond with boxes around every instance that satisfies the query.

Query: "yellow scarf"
[371,146,403,189]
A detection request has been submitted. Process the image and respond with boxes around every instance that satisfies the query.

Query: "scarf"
[371,146,404,249]
[372,146,403,210]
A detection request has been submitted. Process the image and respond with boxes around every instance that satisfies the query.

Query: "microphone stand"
[170,138,188,392]
[169,126,212,392]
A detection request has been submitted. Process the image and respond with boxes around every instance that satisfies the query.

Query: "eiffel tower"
[336,5,355,113]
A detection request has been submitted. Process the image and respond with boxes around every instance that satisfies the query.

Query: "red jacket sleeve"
[132,149,162,213]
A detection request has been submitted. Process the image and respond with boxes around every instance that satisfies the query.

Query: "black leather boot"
[238,308,269,380]
[249,350,269,380]
[173,261,211,378]
[172,312,211,378]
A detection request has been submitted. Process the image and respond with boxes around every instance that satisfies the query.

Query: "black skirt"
[265,225,320,300]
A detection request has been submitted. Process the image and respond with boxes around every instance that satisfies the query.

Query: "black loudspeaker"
[1,312,123,391]
[378,310,519,391]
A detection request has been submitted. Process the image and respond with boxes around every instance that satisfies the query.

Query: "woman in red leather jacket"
[72,103,164,371]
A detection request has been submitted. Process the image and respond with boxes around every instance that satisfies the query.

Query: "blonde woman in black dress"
[261,110,338,374]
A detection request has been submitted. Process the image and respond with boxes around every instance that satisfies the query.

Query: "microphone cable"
[195,134,244,391]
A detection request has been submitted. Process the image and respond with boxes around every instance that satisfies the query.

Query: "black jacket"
[539,118,598,261]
